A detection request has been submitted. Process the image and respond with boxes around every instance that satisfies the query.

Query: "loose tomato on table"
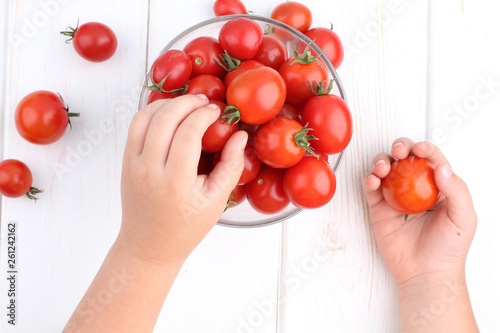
[283,156,336,209]
[185,75,226,102]
[15,91,79,145]
[304,25,344,69]
[183,36,226,79]
[202,101,238,153]
[61,21,117,62]
[253,117,316,169]
[271,1,313,33]
[246,165,289,215]
[219,18,263,60]
[252,35,288,71]
[0,159,43,201]
[224,66,286,125]
[147,50,192,92]
[382,156,440,216]
[301,90,352,155]
[213,0,247,16]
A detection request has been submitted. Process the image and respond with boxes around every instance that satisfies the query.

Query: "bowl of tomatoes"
[138,14,351,228]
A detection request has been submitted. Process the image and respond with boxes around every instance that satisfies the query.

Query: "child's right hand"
[364,138,477,287]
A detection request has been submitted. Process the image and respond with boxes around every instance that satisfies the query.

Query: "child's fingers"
[364,173,383,207]
[372,153,394,179]
[391,137,415,160]
[412,141,450,167]
[434,163,477,232]
[165,104,221,180]
[142,94,209,164]
[204,131,247,204]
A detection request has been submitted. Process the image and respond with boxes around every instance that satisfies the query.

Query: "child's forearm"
[64,234,184,332]
[398,270,479,333]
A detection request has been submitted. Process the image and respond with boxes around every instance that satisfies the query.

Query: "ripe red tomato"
[224,60,264,87]
[271,2,313,33]
[301,94,352,155]
[202,101,238,153]
[147,90,183,105]
[214,0,247,16]
[227,185,246,208]
[183,37,226,79]
[382,157,440,215]
[253,117,315,169]
[283,156,336,209]
[148,50,192,92]
[246,165,289,214]
[277,104,301,122]
[0,159,42,200]
[225,67,286,125]
[237,122,260,142]
[305,26,344,69]
[185,75,226,102]
[61,21,117,62]
[252,35,287,71]
[15,91,79,144]
[279,52,329,110]
[219,18,263,60]
[214,146,261,185]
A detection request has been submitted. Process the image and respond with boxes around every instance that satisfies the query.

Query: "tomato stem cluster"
[291,40,324,66]
[26,187,44,202]
[60,19,80,44]
[221,106,241,129]
[215,51,241,71]
[294,124,319,158]
[309,79,334,96]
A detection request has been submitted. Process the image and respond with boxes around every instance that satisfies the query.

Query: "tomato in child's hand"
[382,156,440,215]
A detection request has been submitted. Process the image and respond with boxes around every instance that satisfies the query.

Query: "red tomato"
[214,0,247,16]
[225,67,286,125]
[185,75,226,102]
[202,101,238,153]
[61,21,117,62]
[246,165,289,214]
[227,185,246,208]
[147,90,183,105]
[382,157,440,215]
[183,37,226,79]
[219,18,263,60]
[301,94,352,155]
[305,26,344,69]
[224,60,264,87]
[283,156,336,209]
[279,52,329,110]
[277,104,301,122]
[15,91,79,144]
[253,117,315,169]
[252,35,287,71]
[0,159,42,200]
[271,2,312,33]
[148,50,192,92]
[198,152,215,175]
[215,146,261,185]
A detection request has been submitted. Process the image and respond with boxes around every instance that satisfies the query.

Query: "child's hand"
[364,138,477,287]
[118,94,247,265]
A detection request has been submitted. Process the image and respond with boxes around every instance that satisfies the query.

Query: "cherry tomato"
[219,18,263,60]
[202,101,238,153]
[61,21,117,62]
[198,152,215,175]
[147,90,183,105]
[214,146,261,185]
[271,2,312,33]
[237,122,260,142]
[246,165,289,214]
[148,50,192,92]
[382,156,440,215]
[305,26,344,69]
[185,75,226,102]
[183,37,226,79]
[283,156,336,209]
[279,50,329,110]
[225,66,286,125]
[214,0,247,16]
[227,185,246,208]
[252,35,287,71]
[253,117,315,169]
[224,60,264,88]
[277,104,301,122]
[15,90,79,145]
[301,94,352,155]
[0,159,42,200]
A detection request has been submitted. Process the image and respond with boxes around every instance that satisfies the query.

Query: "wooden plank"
[280,0,429,332]
[0,0,149,331]
[429,0,500,331]
[148,1,284,332]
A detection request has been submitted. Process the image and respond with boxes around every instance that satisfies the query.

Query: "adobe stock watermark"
[51,86,140,180]
[431,74,499,144]
[10,0,73,50]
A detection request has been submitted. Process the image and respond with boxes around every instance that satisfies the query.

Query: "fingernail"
[442,164,453,179]
[197,94,208,100]
[375,160,385,166]
[207,103,219,109]
[241,134,248,150]
[393,142,404,148]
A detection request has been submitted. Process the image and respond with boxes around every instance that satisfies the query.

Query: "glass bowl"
[138,14,347,228]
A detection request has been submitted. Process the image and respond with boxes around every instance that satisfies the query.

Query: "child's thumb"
[434,163,477,231]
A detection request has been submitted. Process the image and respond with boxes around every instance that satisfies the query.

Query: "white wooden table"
[1,0,499,332]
